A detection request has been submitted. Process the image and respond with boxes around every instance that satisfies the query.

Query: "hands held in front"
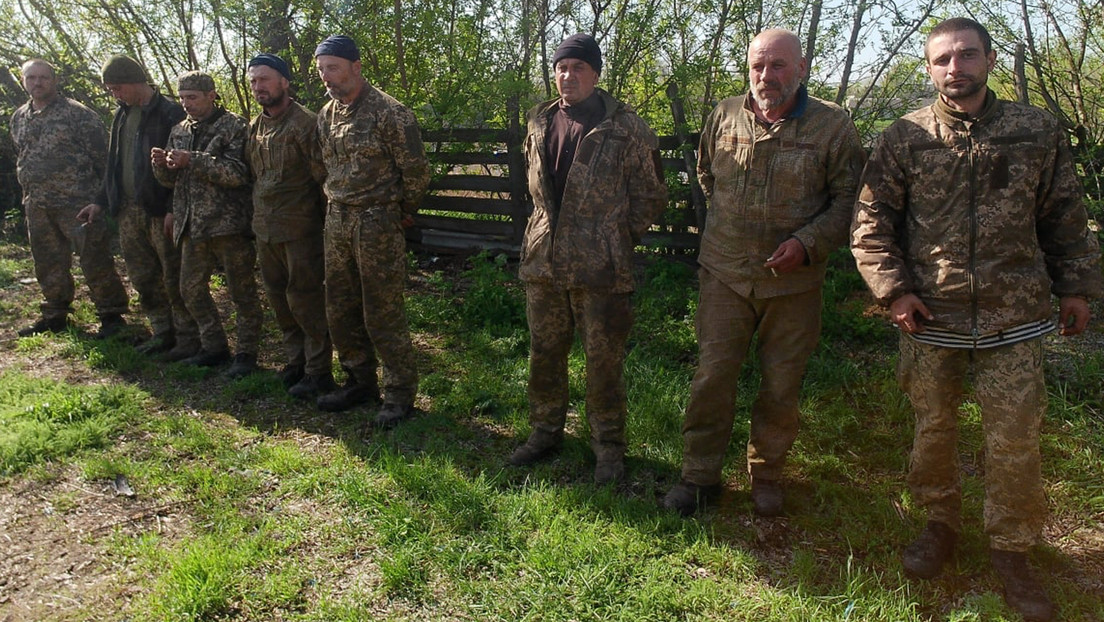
[890,293,932,334]
[764,237,807,275]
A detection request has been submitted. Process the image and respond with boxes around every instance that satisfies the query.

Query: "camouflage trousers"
[24,200,128,320]
[324,203,417,404]
[179,233,263,355]
[680,270,822,485]
[898,335,1047,552]
[257,234,332,375]
[525,283,632,460]
[117,202,198,346]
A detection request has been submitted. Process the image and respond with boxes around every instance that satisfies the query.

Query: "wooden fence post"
[506,95,529,247]
[666,81,706,233]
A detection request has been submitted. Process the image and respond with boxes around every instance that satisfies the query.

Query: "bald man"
[664,29,865,517]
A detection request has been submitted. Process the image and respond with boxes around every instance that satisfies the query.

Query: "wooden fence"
[408,85,704,256]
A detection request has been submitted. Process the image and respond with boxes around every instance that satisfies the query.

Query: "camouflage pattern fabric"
[520,88,667,294]
[696,89,865,299]
[11,96,128,319]
[680,270,823,485]
[248,100,331,374]
[257,235,331,375]
[117,201,198,345]
[323,203,416,404]
[317,85,429,218]
[852,94,1103,332]
[155,106,253,245]
[179,233,262,354]
[898,335,1047,551]
[525,284,632,459]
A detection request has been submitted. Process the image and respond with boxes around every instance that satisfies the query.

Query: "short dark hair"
[925,17,992,60]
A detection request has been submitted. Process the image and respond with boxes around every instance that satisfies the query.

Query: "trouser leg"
[179,235,228,353]
[975,338,1047,551]
[213,235,262,355]
[680,270,757,486]
[746,287,823,480]
[25,203,74,319]
[525,283,574,440]
[325,205,377,383]
[573,289,632,460]
[899,336,968,532]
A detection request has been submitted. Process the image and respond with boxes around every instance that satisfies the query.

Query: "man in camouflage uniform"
[245,53,334,399]
[509,34,668,485]
[78,55,198,359]
[153,71,261,378]
[11,59,128,338]
[851,18,1102,622]
[314,35,429,426]
[664,29,865,515]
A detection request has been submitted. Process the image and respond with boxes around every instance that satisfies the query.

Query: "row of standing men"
[10,23,1102,622]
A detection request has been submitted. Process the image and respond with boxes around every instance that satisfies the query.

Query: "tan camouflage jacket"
[155,106,252,244]
[520,89,667,293]
[852,94,1103,334]
[696,87,865,298]
[247,100,326,244]
[317,84,429,216]
[11,96,107,208]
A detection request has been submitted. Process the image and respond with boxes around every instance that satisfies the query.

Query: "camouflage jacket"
[697,87,865,298]
[317,84,429,216]
[246,100,326,243]
[11,96,107,208]
[155,106,252,244]
[852,93,1103,335]
[99,90,184,218]
[520,89,667,293]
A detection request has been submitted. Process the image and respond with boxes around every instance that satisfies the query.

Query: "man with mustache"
[852,18,1101,621]
[245,53,334,399]
[11,59,129,339]
[664,29,865,517]
[313,35,429,427]
[152,71,262,378]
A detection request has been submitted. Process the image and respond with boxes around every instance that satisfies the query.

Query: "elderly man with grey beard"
[663,29,865,518]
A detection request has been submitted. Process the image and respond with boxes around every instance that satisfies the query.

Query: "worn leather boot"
[277,364,305,389]
[17,316,71,337]
[316,376,380,412]
[990,549,1055,622]
[902,520,957,579]
[507,433,562,467]
[182,349,231,367]
[663,480,722,516]
[225,352,258,379]
[94,314,127,340]
[593,446,626,486]
[751,477,785,517]
[137,333,175,355]
[373,402,415,429]
[288,373,337,400]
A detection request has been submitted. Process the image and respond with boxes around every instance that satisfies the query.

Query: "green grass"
[2,247,1102,621]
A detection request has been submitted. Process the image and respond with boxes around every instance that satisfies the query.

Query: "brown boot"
[990,549,1055,622]
[750,476,784,517]
[662,480,722,516]
[507,433,561,467]
[902,521,957,579]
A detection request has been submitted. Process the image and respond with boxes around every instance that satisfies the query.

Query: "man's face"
[180,89,217,120]
[554,58,599,105]
[21,62,58,103]
[316,55,361,101]
[925,29,995,104]
[105,82,145,107]
[747,33,806,113]
[248,65,289,109]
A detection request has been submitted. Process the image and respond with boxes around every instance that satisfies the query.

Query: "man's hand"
[163,213,174,239]
[890,293,933,334]
[1059,296,1091,336]
[166,149,191,169]
[77,203,103,225]
[764,237,807,275]
[151,147,169,168]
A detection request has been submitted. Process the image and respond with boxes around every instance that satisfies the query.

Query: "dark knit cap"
[314,35,360,61]
[101,55,149,84]
[552,33,602,73]
[177,70,216,92]
[247,53,291,80]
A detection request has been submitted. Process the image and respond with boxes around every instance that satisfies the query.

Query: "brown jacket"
[697,89,865,298]
[520,89,667,294]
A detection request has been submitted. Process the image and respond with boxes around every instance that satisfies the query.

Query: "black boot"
[94,314,127,340]
[507,432,562,466]
[18,316,71,337]
[990,549,1055,621]
[902,521,957,579]
[662,480,722,516]
[226,352,259,378]
[316,376,380,412]
[288,373,337,401]
[750,476,784,517]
